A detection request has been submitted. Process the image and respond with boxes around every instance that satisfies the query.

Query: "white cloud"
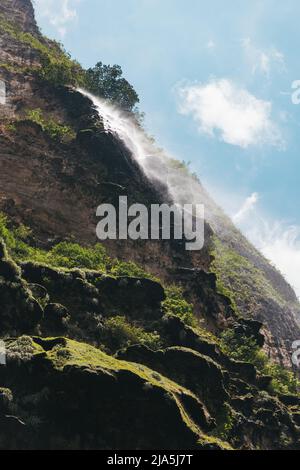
[177,78,283,149]
[233,194,300,298]
[34,0,79,37]
[242,38,286,77]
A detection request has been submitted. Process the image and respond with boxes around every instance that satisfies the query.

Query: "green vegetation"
[212,403,235,441]
[1,214,298,398]
[0,213,154,279]
[220,329,266,367]
[101,316,162,352]
[7,336,186,395]
[167,158,200,183]
[265,363,300,396]
[0,14,83,86]
[45,241,108,271]
[163,285,197,327]
[109,260,157,280]
[84,61,139,112]
[5,122,17,133]
[162,286,220,343]
[210,237,285,315]
[0,62,30,74]
[26,109,75,141]
[6,336,229,449]
[220,329,300,395]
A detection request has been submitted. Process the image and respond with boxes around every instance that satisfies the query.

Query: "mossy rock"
[0,336,225,450]
[42,303,70,335]
[118,344,229,413]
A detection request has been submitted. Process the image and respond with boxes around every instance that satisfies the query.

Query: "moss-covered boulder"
[117,344,229,413]
[0,336,227,450]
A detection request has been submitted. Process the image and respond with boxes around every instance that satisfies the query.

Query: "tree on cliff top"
[85,61,140,113]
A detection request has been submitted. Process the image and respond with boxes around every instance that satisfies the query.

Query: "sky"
[33,0,300,296]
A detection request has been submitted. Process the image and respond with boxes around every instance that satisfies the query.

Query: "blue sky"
[33,0,300,295]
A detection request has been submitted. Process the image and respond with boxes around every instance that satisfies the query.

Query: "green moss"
[34,336,195,397]
[33,336,224,444]
[193,324,220,344]
[198,433,233,450]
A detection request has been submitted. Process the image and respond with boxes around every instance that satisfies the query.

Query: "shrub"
[264,363,299,396]
[220,329,300,395]
[109,260,156,280]
[163,285,196,327]
[49,242,108,271]
[101,316,162,352]
[0,214,157,279]
[220,329,266,367]
[38,49,83,87]
[26,109,75,141]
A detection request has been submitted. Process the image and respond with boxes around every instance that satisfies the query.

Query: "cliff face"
[0,0,300,450]
[0,0,299,368]
[1,0,38,34]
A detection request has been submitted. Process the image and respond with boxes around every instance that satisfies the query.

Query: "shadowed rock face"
[0,247,299,450]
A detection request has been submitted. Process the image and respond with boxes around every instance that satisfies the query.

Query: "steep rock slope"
[2,0,299,367]
[0,0,299,450]
[0,1,299,368]
[0,242,300,450]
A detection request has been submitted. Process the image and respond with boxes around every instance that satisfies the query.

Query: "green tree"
[84,62,139,112]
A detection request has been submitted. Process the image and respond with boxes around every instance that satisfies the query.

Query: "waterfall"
[77,88,227,233]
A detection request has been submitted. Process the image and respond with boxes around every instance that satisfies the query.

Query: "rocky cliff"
[0,0,300,450]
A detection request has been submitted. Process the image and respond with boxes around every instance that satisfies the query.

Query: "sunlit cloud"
[176,78,283,149]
